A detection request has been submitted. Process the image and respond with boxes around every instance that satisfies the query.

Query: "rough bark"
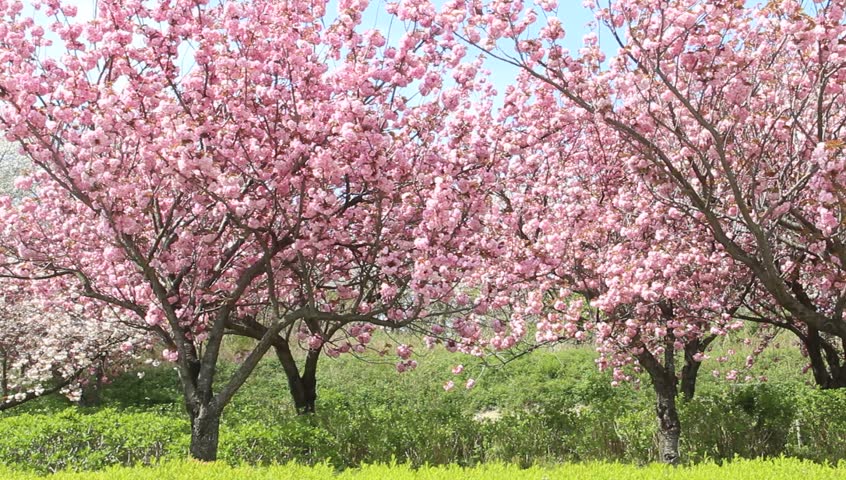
[188,405,222,462]
[680,356,700,401]
[680,335,715,401]
[274,340,317,415]
[637,339,682,465]
[299,349,319,414]
[274,343,319,414]
[805,327,846,389]
[653,376,682,465]
[174,307,303,461]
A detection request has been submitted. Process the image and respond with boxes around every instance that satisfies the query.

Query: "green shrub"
[310,389,482,467]
[788,387,846,462]
[99,368,183,411]
[0,409,188,473]
[680,384,846,464]
[219,418,337,466]
[2,344,844,472]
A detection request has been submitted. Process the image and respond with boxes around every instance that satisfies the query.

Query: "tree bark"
[680,335,715,401]
[290,373,317,414]
[653,376,682,465]
[188,404,222,462]
[680,360,700,401]
[637,342,682,465]
[805,327,846,389]
[77,362,103,407]
[1,351,7,399]
[274,343,319,414]
[299,349,319,414]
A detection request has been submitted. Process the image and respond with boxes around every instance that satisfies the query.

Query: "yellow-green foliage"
[0,459,844,480]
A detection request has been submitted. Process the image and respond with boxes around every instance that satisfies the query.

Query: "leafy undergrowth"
[1,459,845,480]
[5,338,844,472]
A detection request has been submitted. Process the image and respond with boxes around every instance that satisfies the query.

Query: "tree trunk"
[679,359,700,401]
[637,333,682,465]
[77,380,102,407]
[783,281,846,389]
[78,363,103,407]
[681,348,702,401]
[653,378,682,465]
[274,342,319,414]
[300,349,319,414]
[290,374,317,414]
[805,327,846,389]
[274,343,305,411]
[1,351,8,399]
[189,405,221,461]
[680,335,715,401]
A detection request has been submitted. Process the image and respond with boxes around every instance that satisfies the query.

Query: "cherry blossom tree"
[415,0,846,387]
[0,143,142,410]
[432,111,751,463]
[387,0,846,462]
[0,0,493,460]
[585,0,846,390]
[530,0,843,385]
[0,141,29,199]
[0,280,144,410]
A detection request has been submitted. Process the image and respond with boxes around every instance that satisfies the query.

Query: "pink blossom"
[162,349,179,363]
[396,344,412,360]
[307,335,324,351]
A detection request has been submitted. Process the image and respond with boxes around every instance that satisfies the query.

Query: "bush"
[0,409,188,473]
[308,389,482,467]
[680,384,846,463]
[788,387,846,462]
[2,346,845,472]
[219,418,337,466]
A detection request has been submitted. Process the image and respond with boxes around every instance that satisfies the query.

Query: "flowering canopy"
[0,282,143,409]
[0,0,496,459]
[390,0,846,462]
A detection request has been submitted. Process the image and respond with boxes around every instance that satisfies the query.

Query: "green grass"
[1,458,845,479]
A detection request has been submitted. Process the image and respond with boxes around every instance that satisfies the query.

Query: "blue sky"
[349,0,602,97]
[22,0,603,103]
